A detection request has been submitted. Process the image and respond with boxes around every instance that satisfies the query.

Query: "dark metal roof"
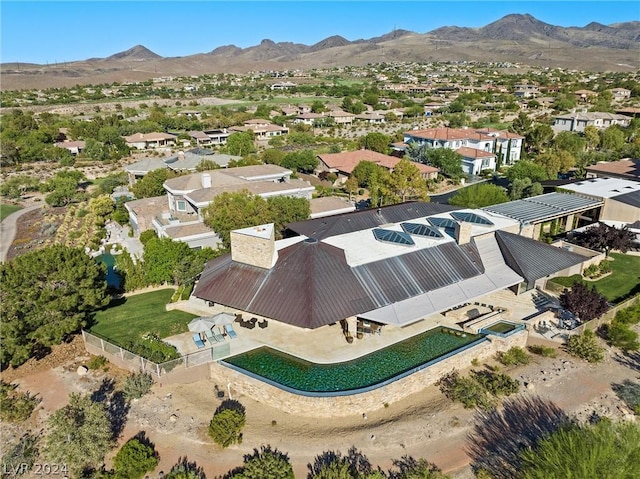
[494,230,587,283]
[194,237,483,329]
[286,201,458,240]
[483,193,602,224]
[611,189,640,209]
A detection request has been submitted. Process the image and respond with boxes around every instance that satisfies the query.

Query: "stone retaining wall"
[208,330,527,417]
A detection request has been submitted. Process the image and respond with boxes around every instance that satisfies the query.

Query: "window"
[176,200,187,212]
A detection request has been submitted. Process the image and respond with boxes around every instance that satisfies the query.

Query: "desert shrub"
[528,345,557,358]
[583,263,599,279]
[1,433,39,475]
[113,437,158,479]
[566,329,604,363]
[614,299,640,325]
[471,370,520,397]
[87,355,108,370]
[0,381,40,422]
[165,456,206,479]
[436,371,494,410]
[599,321,639,352]
[612,380,640,415]
[208,401,246,448]
[123,372,154,400]
[124,334,179,363]
[496,347,530,366]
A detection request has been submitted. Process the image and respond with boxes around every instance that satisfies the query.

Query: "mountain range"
[2,14,638,90]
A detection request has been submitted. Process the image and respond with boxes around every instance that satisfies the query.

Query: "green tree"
[44,394,113,477]
[505,160,549,182]
[510,111,533,137]
[352,160,383,188]
[164,457,206,479]
[281,149,318,173]
[423,148,464,179]
[599,126,625,151]
[449,184,509,209]
[560,283,609,323]
[308,447,385,479]
[208,402,246,448]
[0,381,40,422]
[565,328,605,363]
[526,124,554,155]
[131,169,178,199]
[113,437,159,479]
[387,159,429,202]
[261,148,286,166]
[519,420,640,479]
[583,125,600,151]
[266,195,311,237]
[225,131,256,156]
[230,445,294,479]
[553,131,585,156]
[1,433,40,477]
[534,149,576,179]
[358,132,391,154]
[0,246,109,367]
[344,175,360,201]
[388,456,451,479]
[195,159,222,172]
[143,237,193,285]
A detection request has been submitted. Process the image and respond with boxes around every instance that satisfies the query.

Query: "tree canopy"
[560,283,609,322]
[571,223,636,257]
[225,131,257,156]
[131,168,179,199]
[448,183,509,209]
[202,192,310,248]
[505,160,549,183]
[0,245,110,367]
[358,132,391,154]
[386,159,429,203]
[230,445,294,479]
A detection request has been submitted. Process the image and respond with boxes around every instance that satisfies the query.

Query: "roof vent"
[304,237,319,245]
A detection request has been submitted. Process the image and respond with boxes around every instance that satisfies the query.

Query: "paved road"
[0,204,42,262]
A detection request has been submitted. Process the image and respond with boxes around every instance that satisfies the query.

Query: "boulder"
[77,365,89,376]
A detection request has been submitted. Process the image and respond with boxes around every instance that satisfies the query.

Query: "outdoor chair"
[205,329,218,344]
[224,323,238,339]
[212,327,225,342]
[258,319,268,329]
[192,333,205,349]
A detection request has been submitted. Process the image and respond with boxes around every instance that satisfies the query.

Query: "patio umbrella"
[212,312,236,326]
[188,317,216,333]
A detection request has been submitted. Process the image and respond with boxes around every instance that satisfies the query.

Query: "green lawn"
[90,289,196,345]
[0,203,22,221]
[550,253,640,303]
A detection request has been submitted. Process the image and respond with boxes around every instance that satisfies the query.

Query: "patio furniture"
[224,323,238,339]
[258,319,268,329]
[212,326,225,342]
[192,333,205,349]
[205,329,218,344]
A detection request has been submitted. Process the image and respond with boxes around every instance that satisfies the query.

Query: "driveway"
[0,204,42,262]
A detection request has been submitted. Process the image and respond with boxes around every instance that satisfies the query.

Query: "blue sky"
[2,1,638,64]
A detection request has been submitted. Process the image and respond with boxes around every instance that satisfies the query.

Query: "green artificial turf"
[0,204,22,221]
[90,289,196,344]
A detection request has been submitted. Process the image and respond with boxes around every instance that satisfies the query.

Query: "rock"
[77,365,89,376]
[526,382,535,390]
[169,414,178,422]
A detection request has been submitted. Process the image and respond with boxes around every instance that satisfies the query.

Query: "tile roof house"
[229,119,289,140]
[125,164,314,249]
[402,127,524,173]
[193,201,593,330]
[585,159,640,181]
[124,132,178,150]
[317,150,438,181]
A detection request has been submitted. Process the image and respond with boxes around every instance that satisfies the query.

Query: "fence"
[81,330,230,379]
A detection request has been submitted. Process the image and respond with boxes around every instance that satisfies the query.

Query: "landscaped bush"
[566,329,604,363]
[1,433,39,476]
[87,355,108,370]
[436,370,495,410]
[599,321,639,352]
[528,345,557,358]
[123,372,155,400]
[598,260,612,275]
[614,298,640,325]
[208,401,246,448]
[471,370,521,397]
[113,437,159,479]
[583,263,599,279]
[0,381,40,422]
[496,347,530,366]
[124,334,180,363]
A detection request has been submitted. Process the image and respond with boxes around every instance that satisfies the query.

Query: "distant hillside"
[2,13,638,90]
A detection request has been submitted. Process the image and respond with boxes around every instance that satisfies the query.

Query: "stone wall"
[208,330,527,417]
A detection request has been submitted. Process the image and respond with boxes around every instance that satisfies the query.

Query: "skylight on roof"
[401,222,443,238]
[451,211,494,226]
[372,228,415,246]
[428,217,456,229]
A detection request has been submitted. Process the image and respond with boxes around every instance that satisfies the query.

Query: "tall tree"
[423,148,464,179]
[449,184,509,209]
[225,131,256,156]
[44,394,113,477]
[387,159,429,202]
[526,124,554,156]
[559,283,609,322]
[358,132,391,154]
[571,223,636,257]
[131,169,178,199]
[230,445,293,479]
[505,160,549,183]
[534,149,576,179]
[0,246,109,367]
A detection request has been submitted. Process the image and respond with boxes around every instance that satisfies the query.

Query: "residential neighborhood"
[1,6,640,479]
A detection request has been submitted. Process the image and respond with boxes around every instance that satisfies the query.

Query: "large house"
[125,164,314,248]
[229,119,289,140]
[553,112,631,132]
[401,127,524,175]
[193,201,595,331]
[124,132,178,150]
[317,150,439,181]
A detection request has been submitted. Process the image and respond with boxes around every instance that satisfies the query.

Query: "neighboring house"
[553,112,631,132]
[574,89,597,102]
[327,110,356,125]
[293,112,325,126]
[585,159,640,181]
[178,110,202,120]
[560,177,640,224]
[124,132,178,150]
[309,196,356,219]
[55,140,85,155]
[203,128,231,145]
[193,201,595,332]
[355,111,386,124]
[317,149,439,182]
[188,131,212,145]
[271,81,297,90]
[609,88,631,102]
[455,147,495,176]
[125,164,314,248]
[402,127,524,170]
[229,119,289,140]
[124,157,168,185]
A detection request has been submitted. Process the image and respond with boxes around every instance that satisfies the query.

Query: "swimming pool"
[222,327,485,396]
[480,321,524,337]
[96,253,123,290]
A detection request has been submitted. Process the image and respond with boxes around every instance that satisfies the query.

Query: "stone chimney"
[454,221,473,245]
[230,223,277,269]
[201,173,212,189]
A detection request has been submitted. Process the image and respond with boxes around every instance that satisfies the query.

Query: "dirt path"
[2,335,638,479]
[0,204,42,262]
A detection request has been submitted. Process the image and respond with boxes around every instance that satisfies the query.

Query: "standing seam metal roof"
[483,193,602,223]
